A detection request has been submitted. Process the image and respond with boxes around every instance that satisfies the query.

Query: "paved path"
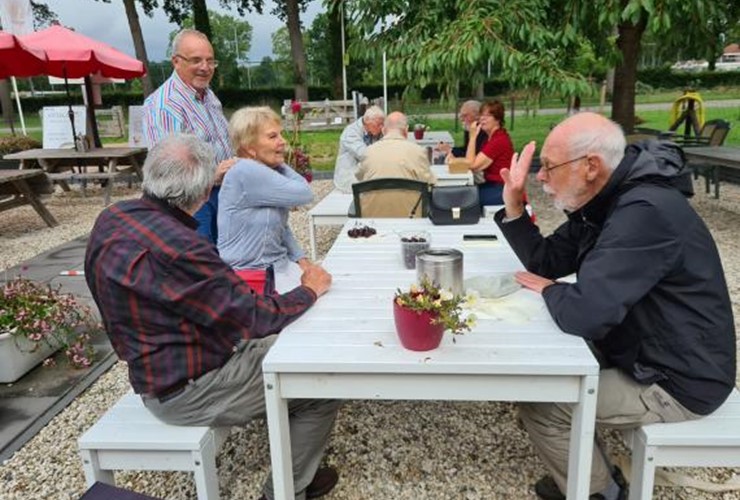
[0,237,116,462]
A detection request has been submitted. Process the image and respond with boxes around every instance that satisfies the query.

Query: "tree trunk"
[285,0,308,101]
[328,1,343,99]
[611,9,647,133]
[0,80,15,133]
[192,0,211,41]
[122,0,153,97]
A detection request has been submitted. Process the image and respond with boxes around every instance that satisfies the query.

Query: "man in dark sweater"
[495,112,736,500]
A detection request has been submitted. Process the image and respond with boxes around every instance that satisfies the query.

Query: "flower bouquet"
[286,100,313,183]
[393,277,474,351]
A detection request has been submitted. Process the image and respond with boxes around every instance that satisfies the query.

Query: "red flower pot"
[393,300,444,351]
[413,128,425,140]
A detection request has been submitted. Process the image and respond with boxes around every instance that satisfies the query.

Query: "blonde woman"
[218,106,313,294]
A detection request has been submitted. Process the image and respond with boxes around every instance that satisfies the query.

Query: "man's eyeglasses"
[540,155,588,174]
[175,54,219,68]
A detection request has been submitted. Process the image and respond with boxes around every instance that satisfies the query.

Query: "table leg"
[11,179,58,227]
[38,158,71,192]
[309,215,317,260]
[264,372,295,500]
[105,159,118,206]
[566,374,598,500]
[713,165,720,199]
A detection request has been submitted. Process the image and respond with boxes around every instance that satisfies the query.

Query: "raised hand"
[501,141,536,218]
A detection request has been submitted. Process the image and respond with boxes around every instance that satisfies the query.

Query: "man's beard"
[543,184,579,213]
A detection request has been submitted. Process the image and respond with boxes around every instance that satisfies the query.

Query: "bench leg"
[629,438,657,500]
[79,449,115,488]
[309,216,317,260]
[192,433,220,500]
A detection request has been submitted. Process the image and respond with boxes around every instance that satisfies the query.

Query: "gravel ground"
[1,177,739,500]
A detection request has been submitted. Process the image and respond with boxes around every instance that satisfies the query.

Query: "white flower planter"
[0,331,60,383]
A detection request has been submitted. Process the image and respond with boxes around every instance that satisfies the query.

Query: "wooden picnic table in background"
[3,147,147,206]
[0,169,58,227]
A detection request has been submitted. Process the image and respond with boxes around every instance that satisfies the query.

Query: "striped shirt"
[142,71,232,162]
[84,194,316,396]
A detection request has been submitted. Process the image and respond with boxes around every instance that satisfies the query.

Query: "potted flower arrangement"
[393,277,474,351]
[286,100,313,182]
[0,276,98,383]
[408,115,429,140]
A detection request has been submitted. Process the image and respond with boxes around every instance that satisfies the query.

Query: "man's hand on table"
[515,271,554,294]
[301,264,332,297]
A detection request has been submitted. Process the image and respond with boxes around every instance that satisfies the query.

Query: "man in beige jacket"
[355,112,436,217]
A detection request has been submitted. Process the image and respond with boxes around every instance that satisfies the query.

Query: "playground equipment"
[668,90,705,139]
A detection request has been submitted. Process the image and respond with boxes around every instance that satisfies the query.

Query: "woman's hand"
[515,271,554,294]
[214,157,238,185]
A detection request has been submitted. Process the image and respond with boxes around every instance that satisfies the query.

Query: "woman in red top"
[465,100,515,207]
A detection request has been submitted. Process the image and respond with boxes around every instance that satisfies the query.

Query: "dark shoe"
[534,475,627,500]
[306,466,339,498]
[258,466,339,500]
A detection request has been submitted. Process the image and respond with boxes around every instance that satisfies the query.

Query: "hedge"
[15,69,737,114]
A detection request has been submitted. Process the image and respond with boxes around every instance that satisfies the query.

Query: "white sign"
[128,105,146,147]
[42,106,88,149]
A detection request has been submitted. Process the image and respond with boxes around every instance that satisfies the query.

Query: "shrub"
[0,135,41,155]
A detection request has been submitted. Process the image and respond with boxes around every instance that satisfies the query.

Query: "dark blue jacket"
[496,140,736,414]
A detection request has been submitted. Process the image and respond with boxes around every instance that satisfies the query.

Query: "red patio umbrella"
[19,24,145,79]
[19,24,146,148]
[0,30,47,79]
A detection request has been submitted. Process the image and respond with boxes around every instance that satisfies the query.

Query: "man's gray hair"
[171,29,209,55]
[460,100,481,116]
[567,117,626,171]
[142,134,216,211]
[362,105,385,123]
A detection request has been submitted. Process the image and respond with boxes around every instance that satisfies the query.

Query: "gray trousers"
[519,368,700,495]
[142,335,341,500]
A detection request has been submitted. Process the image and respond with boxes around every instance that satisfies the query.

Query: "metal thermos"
[416,248,464,295]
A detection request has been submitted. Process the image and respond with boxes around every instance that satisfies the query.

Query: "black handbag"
[428,185,481,225]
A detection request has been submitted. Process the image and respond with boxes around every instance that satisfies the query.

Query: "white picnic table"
[264,218,600,499]
[306,165,473,259]
[409,130,455,147]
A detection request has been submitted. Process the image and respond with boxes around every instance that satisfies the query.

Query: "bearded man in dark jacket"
[495,112,736,500]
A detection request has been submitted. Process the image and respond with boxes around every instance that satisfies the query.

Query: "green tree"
[271,27,295,86]
[566,0,732,131]
[176,11,253,89]
[251,56,280,87]
[342,0,591,105]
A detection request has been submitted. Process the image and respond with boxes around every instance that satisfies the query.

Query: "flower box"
[0,331,59,383]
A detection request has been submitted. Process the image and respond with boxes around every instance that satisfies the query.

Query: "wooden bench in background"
[0,169,58,227]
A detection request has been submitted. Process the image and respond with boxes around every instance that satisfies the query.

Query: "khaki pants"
[519,368,700,495]
[143,335,341,500]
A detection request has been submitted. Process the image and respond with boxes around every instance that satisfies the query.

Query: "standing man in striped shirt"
[143,29,237,244]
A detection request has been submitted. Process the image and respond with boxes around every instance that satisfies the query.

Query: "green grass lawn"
[4,93,739,168]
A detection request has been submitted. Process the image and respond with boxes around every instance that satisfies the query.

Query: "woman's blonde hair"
[229,106,282,154]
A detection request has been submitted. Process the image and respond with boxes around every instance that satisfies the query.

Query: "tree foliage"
[342,0,593,101]
[175,10,253,88]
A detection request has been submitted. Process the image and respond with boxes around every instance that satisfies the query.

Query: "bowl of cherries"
[400,231,431,269]
[347,224,377,239]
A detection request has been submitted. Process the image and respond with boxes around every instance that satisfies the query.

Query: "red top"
[480,128,514,184]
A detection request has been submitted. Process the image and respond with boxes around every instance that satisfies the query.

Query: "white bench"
[78,393,229,500]
[624,388,740,500]
[307,190,354,260]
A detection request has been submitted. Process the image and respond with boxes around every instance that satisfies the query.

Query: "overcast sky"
[38,0,322,64]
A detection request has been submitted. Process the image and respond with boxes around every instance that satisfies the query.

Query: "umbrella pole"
[63,67,79,151]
